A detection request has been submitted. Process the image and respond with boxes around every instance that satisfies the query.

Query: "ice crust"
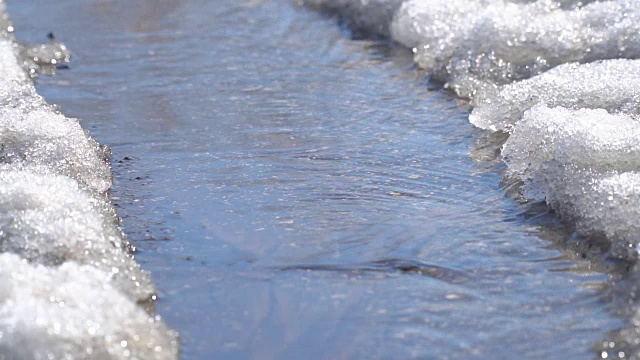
[391,0,640,97]
[0,254,178,360]
[502,105,640,258]
[470,59,640,132]
[303,0,640,356]
[0,169,154,301]
[503,105,640,181]
[0,2,178,359]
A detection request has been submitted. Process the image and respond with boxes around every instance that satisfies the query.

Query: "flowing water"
[7,0,626,358]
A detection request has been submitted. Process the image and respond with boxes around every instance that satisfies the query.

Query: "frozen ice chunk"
[0,40,28,82]
[502,105,640,257]
[0,253,178,360]
[0,169,155,302]
[0,58,110,194]
[19,39,71,77]
[391,0,640,97]
[527,164,640,259]
[587,172,640,249]
[0,106,112,193]
[502,104,640,182]
[470,59,640,132]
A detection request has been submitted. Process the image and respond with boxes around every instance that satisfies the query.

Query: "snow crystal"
[470,59,640,132]
[391,0,640,97]
[0,253,178,360]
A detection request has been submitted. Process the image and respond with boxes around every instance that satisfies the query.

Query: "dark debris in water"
[278,257,470,284]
